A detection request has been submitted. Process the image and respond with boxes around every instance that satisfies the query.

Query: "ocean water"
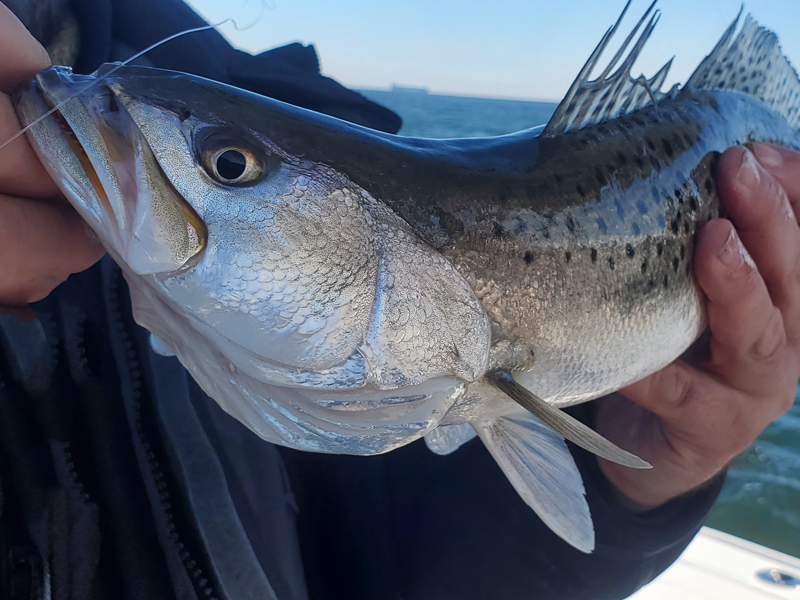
[360,88,800,558]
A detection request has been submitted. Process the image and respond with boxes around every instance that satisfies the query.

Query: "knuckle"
[763,178,791,222]
[749,309,787,364]
[661,363,698,409]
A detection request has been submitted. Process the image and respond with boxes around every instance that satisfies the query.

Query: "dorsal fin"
[685,12,800,129]
[543,0,677,137]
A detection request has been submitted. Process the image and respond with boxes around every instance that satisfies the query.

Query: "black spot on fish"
[663,139,674,157]
[591,248,598,263]
[663,275,669,289]
[565,251,572,263]
[524,251,533,265]
[635,156,645,168]
[657,242,663,256]
[555,174,563,184]
[566,216,575,232]
[596,217,608,233]
[672,257,680,272]
[577,184,586,197]
[675,189,684,204]
[680,245,686,260]
[615,199,625,219]
[650,156,661,170]
[108,94,119,113]
[493,223,504,238]
[626,244,635,258]
[641,260,648,274]
[646,138,656,151]
[608,256,615,270]
[596,168,606,185]
[671,219,679,234]
[637,200,648,214]
[690,197,698,212]
[617,152,628,166]
[632,222,641,235]
[684,221,690,234]
[180,109,191,121]
[705,179,714,193]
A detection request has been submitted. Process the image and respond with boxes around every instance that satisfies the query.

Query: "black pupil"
[216,150,247,181]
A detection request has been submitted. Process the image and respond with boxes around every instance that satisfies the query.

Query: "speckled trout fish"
[14,2,800,552]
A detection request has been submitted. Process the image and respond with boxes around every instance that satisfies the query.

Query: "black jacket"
[0,1,724,599]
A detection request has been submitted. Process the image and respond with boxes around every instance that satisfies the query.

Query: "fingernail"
[752,143,783,168]
[737,148,762,190]
[717,228,754,271]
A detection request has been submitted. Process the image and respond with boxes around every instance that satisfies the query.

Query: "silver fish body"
[15,32,800,451]
[13,4,800,553]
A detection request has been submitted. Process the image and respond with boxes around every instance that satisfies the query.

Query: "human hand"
[0,3,103,314]
[596,142,800,511]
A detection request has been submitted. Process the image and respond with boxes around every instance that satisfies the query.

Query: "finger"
[0,193,104,305]
[716,146,800,333]
[693,219,795,401]
[0,3,50,94]
[0,93,59,197]
[618,361,757,453]
[750,143,800,208]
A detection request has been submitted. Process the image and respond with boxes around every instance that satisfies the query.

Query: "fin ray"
[543,1,674,137]
[685,13,800,129]
[475,413,594,553]
[489,371,651,470]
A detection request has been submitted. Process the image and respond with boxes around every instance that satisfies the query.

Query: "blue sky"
[184,0,800,102]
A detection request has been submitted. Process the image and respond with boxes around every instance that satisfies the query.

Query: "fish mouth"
[48,100,117,218]
[16,66,206,275]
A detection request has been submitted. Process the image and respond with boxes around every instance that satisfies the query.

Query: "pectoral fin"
[475,413,594,553]
[424,423,477,455]
[488,371,651,470]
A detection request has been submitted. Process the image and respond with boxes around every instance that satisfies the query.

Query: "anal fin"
[475,413,594,553]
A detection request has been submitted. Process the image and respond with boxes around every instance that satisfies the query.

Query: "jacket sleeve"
[380,428,725,600]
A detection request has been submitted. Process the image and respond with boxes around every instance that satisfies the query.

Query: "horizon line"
[354,86,562,104]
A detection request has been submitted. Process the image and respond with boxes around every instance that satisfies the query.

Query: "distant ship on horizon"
[390,84,430,94]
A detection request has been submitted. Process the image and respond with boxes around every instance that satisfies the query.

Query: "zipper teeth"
[74,322,90,377]
[43,309,92,505]
[107,271,220,600]
[59,445,90,503]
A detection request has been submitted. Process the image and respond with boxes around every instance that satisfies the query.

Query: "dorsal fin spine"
[543,1,672,137]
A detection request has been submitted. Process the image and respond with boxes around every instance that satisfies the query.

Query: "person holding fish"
[0,0,798,599]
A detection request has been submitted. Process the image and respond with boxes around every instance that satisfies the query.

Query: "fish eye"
[216,150,246,180]
[204,145,263,185]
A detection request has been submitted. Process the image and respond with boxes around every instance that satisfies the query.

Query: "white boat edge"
[628,527,800,599]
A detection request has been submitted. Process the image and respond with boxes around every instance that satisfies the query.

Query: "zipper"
[105,266,222,600]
